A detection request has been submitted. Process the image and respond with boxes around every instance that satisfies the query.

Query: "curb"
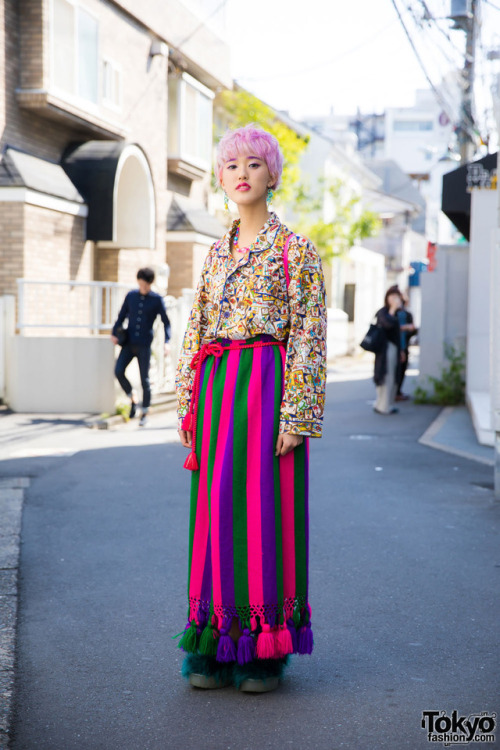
[86,394,177,430]
[419,406,495,467]
[0,477,28,750]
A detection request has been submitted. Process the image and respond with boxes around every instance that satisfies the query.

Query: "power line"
[389,0,460,123]
[414,0,465,60]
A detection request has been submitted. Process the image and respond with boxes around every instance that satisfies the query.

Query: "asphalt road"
[5,374,500,750]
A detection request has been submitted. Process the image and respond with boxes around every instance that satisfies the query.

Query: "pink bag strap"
[283,233,294,290]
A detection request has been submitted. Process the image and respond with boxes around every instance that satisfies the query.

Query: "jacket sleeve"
[376,307,398,330]
[280,235,327,437]
[112,293,130,337]
[158,296,171,342]
[175,249,212,428]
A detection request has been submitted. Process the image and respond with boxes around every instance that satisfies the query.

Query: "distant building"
[303,88,460,245]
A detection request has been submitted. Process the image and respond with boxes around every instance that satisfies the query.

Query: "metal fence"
[15,279,193,394]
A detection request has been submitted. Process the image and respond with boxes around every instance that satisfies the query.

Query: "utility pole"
[452,0,479,164]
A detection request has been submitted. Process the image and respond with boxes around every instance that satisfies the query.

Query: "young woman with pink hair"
[176,124,327,693]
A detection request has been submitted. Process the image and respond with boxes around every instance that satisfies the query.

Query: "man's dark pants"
[115,344,152,409]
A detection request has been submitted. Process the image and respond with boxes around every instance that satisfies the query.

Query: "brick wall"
[166,242,196,297]
[1,0,169,301]
[0,204,24,297]
[19,0,47,91]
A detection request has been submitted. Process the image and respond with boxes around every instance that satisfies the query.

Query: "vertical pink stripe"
[279,452,296,603]
[210,350,240,607]
[247,347,264,606]
[188,364,215,602]
[278,342,295,610]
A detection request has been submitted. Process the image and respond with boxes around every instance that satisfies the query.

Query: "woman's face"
[388,293,401,309]
[221,153,273,208]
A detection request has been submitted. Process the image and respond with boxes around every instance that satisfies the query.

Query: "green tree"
[214,89,309,204]
[294,177,381,263]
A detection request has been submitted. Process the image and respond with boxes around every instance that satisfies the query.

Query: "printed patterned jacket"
[176,212,327,437]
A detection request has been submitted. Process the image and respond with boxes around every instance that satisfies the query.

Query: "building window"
[393,120,434,132]
[102,59,121,110]
[168,73,214,170]
[51,0,99,104]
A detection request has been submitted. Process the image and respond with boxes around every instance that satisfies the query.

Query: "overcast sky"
[226,0,499,122]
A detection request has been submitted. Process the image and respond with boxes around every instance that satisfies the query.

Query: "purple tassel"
[297,622,314,655]
[216,628,237,662]
[287,618,298,654]
[237,628,255,665]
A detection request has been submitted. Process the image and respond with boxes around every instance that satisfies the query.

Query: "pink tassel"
[181,412,193,431]
[276,624,293,657]
[256,623,276,659]
[183,451,199,471]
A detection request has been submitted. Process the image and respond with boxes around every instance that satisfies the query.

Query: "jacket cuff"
[279,415,323,437]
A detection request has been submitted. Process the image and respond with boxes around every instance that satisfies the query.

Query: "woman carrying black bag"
[373,287,402,415]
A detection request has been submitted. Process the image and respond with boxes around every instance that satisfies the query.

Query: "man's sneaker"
[129,401,137,419]
[139,413,148,427]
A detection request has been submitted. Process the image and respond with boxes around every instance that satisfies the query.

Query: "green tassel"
[293,608,301,628]
[178,620,198,653]
[199,623,219,657]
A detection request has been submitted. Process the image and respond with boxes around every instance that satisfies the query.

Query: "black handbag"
[115,325,129,347]
[360,322,386,354]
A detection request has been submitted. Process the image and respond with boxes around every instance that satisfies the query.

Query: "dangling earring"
[223,191,229,211]
[266,188,274,206]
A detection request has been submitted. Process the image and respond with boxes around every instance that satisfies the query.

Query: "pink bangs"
[216,124,284,190]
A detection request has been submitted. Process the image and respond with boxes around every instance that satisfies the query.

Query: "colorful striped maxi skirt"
[178,334,313,664]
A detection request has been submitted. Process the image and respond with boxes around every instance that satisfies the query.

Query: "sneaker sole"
[238,676,279,693]
[189,673,231,689]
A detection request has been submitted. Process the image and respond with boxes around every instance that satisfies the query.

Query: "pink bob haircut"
[216,124,284,190]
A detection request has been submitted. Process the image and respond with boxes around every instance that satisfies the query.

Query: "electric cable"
[390,0,478,138]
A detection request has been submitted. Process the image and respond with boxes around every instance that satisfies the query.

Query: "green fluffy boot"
[181,653,233,689]
[233,656,289,693]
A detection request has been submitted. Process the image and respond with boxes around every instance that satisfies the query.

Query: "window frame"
[102,57,122,112]
[392,119,434,133]
[49,0,100,110]
[169,72,214,172]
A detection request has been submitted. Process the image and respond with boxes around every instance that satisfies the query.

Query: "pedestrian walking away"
[111,267,171,426]
[175,124,328,693]
[373,286,402,415]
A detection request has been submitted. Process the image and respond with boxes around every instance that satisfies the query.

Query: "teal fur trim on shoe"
[232,656,289,690]
[181,653,233,687]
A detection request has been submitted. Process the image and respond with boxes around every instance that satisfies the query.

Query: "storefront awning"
[441,152,497,241]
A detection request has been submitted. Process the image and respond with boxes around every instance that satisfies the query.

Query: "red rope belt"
[181,339,285,471]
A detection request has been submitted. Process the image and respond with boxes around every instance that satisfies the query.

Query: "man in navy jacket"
[111,267,171,426]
